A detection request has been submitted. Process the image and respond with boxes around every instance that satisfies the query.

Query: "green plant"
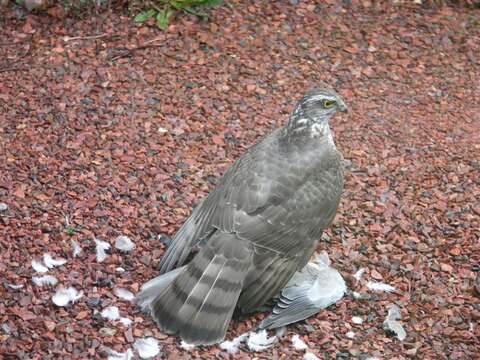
[134,0,221,30]
[64,226,76,236]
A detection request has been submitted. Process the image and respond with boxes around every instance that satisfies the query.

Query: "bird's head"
[295,88,347,122]
[286,87,347,139]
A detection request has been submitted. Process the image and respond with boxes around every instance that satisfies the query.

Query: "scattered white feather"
[119,317,132,327]
[352,316,363,324]
[291,334,308,350]
[52,287,83,307]
[353,291,362,299]
[384,319,406,341]
[114,288,135,301]
[247,330,277,352]
[386,304,401,320]
[304,352,320,360]
[383,304,406,341]
[95,238,111,263]
[219,333,249,354]
[5,283,24,290]
[104,347,134,360]
[32,275,58,287]
[366,281,395,293]
[43,253,67,268]
[133,337,160,359]
[346,331,356,339]
[32,260,48,273]
[72,240,82,257]
[115,236,135,252]
[158,127,168,133]
[116,267,126,273]
[353,268,365,281]
[101,306,120,321]
[0,202,8,211]
[180,340,195,350]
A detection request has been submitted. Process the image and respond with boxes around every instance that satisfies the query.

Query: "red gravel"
[1,1,479,359]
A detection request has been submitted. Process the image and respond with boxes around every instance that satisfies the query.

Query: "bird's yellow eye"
[323,100,335,108]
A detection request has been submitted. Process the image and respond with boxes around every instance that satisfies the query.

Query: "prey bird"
[138,87,348,345]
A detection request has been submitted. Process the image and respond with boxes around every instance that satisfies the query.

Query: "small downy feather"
[103,347,134,360]
[247,330,277,351]
[43,253,67,268]
[32,260,48,273]
[219,333,249,354]
[366,281,395,293]
[95,238,111,262]
[119,317,132,327]
[52,287,83,307]
[351,316,363,324]
[115,235,135,252]
[180,341,195,351]
[353,268,365,281]
[291,334,308,350]
[32,275,58,286]
[72,240,82,257]
[133,337,160,359]
[101,306,120,321]
[114,287,135,301]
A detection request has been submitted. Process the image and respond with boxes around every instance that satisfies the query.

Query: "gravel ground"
[1,1,479,359]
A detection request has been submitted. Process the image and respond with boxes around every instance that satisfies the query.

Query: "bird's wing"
[159,131,343,276]
[158,133,272,273]
[231,146,344,257]
[159,130,285,273]
[232,146,343,311]
[258,282,319,329]
[259,264,347,329]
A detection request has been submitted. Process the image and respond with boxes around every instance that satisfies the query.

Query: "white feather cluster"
[114,236,135,252]
[94,238,111,262]
[104,347,134,360]
[114,288,135,301]
[133,338,160,359]
[32,275,58,287]
[52,287,83,306]
[31,260,48,273]
[366,281,395,293]
[291,334,308,350]
[71,240,82,257]
[101,306,120,321]
[247,330,277,351]
[219,333,249,354]
[43,253,67,268]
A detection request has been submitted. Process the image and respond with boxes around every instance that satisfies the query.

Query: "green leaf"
[203,0,222,7]
[134,9,157,23]
[156,9,172,30]
[65,226,76,236]
[183,6,208,18]
[170,0,185,10]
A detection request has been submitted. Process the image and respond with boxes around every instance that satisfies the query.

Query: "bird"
[137,87,347,345]
[259,251,346,330]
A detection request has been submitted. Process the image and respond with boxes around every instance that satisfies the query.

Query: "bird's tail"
[150,231,253,345]
[136,265,186,312]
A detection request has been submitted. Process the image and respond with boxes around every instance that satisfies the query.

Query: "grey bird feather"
[138,87,347,345]
[259,251,346,330]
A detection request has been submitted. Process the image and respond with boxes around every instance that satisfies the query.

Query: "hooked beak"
[337,98,348,113]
